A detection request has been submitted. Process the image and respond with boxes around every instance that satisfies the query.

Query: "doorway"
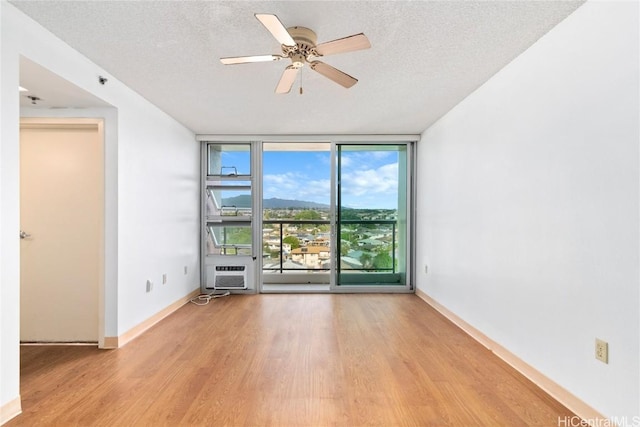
[20,119,104,342]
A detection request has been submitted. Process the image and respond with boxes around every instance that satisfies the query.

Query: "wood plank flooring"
[7,294,575,426]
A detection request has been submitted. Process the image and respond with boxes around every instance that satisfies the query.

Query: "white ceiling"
[12,1,584,135]
[20,57,111,110]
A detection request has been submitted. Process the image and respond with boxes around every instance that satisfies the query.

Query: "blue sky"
[263,149,401,209]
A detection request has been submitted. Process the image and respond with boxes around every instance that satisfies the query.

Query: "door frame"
[19,116,107,345]
[331,141,414,293]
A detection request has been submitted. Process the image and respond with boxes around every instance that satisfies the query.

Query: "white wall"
[0,1,22,418]
[1,1,200,417]
[116,98,200,332]
[417,0,639,420]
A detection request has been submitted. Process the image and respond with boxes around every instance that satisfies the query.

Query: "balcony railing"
[262,219,397,274]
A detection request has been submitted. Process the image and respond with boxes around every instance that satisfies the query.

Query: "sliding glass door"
[334,144,410,289]
[261,142,332,291]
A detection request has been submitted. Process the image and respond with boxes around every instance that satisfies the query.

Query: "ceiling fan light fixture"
[291,53,306,68]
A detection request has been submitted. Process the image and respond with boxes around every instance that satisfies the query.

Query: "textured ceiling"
[12,1,584,135]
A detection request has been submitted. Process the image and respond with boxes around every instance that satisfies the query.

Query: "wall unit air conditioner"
[209,265,247,290]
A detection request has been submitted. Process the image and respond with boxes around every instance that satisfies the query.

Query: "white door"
[20,122,102,342]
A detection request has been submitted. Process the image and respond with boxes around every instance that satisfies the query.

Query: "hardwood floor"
[8,294,575,426]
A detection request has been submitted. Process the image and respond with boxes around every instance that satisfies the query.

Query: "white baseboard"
[415,289,605,423]
[0,396,21,425]
[102,289,200,349]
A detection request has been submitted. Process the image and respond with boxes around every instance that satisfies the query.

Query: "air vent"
[210,265,247,290]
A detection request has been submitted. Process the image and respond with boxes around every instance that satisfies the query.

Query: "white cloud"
[341,151,394,170]
[296,179,331,203]
[263,154,401,209]
[342,162,398,197]
[263,172,301,196]
[263,173,330,204]
[340,155,352,167]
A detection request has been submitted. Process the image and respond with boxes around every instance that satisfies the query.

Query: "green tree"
[372,252,393,270]
[294,209,322,220]
[340,208,359,220]
[359,253,372,269]
[340,241,351,256]
[283,235,300,249]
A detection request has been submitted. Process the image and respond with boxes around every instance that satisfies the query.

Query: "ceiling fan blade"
[220,55,284,65]
[315,33,371,56]
[275,66,300,94]
[309,61,358,89]
[255,14,296,47]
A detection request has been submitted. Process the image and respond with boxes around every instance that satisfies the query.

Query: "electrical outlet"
[595,338,608,364]
[162,274,167,284]
[146,280,153,293]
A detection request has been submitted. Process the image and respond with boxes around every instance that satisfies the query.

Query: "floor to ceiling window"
[200,138,415,294]
[336,144,410,288]
[262,142,332,291]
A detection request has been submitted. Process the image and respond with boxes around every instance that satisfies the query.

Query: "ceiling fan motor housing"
[284,26,319,65]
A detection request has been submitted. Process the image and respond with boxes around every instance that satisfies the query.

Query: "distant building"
[309,237,330,247]
[291,246,330,268]
[358,238,385,249]
[263,259,305,271]
[265,242,291,254]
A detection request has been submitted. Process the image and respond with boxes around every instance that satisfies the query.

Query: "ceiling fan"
[220,14,371,94]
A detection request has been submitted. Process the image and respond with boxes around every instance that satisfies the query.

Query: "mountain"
[263,198,329,209]
[222,195,329,209]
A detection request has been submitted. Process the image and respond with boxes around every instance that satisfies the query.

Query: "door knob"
[19,230,31,239]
